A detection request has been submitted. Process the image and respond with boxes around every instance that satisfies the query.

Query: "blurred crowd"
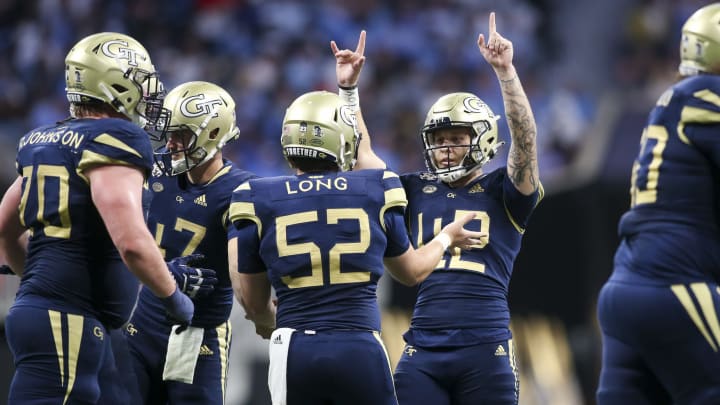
[0,0,596,186]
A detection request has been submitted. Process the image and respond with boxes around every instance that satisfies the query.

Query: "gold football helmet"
[421,92,502,183]
[680,3,720,75]
[65,32,164,126]
[281,91,360,172]
[153,81,240,176]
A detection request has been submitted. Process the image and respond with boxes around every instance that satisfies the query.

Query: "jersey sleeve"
[227,180,266,274]
[228,181,262,233]
[502,173,543,234]
[77,124,153,177]
[229,221,266,274]
[679,89,720,167]
[379,170,408,231]
[383,206,411,257]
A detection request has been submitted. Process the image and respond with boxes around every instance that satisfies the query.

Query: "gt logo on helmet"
[463,97,487,113]
[180,94,223,118]
[101,40,146,67]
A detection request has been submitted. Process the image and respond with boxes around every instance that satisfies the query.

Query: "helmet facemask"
[421,93,503,183]
[154,127,209,176]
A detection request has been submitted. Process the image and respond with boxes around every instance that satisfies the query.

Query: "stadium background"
[0,0,703,403]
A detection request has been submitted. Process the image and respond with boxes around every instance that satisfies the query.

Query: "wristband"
[338,86,359,111]
[433,232,451,250]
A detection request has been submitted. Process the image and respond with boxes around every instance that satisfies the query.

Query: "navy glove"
[161,286,194,332]
[167,253,218,299]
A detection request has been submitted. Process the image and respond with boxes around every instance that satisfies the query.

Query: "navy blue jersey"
[401,169,542,346]
[228,169,409,331]
[14,117,152,327]
[134,160,256,329]
[614,75,720,284]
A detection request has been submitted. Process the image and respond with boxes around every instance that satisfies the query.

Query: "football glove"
[167,253,218,299]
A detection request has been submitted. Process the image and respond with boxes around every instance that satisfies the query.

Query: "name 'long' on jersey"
[135,160,256,329]
[401,169,542,346]
[614,74,720,284]
[228,169,408,332]
[15,118,153,328]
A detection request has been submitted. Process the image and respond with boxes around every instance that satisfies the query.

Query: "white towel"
[162,325,204,384]
[268,328,295,405]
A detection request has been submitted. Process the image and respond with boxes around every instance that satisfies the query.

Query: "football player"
[0,32,205,404]
[597,4,720,403]
[124,81,256,404]
[341,14,543,404]
[227,90,486,405]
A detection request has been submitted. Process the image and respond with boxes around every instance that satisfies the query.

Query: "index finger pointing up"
[489,12,496,35]
[356,30,366,56]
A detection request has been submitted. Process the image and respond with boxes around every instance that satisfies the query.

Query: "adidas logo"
[494,345,507,356]
[194,194,207,207]
[273,334,283,345]
[468,183,485,194]
[199,345,214,356]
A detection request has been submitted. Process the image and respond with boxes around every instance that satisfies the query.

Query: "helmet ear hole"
[112,84,128,93]
[209,128,219,140]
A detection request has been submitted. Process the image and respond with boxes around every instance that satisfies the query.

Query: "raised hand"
[330,30,366,87]
[167,253,219,299]
[477,12,514,73]
[441,212,488,250]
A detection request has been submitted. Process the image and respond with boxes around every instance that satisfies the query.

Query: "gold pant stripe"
[690,283,720,352]
[63,314,83,405]
[508,338,519,401]
[49,310,64,386]
[217,321,231,405]
[671,284,718,352]
[373,331,398,401]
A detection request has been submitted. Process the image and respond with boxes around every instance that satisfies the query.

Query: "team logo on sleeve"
[151,182,164,192]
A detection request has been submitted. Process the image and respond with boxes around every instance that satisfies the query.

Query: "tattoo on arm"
[500,77,539,192]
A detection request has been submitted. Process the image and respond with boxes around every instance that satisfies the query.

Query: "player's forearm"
[354,108,386,170]
[117,234,176,298]
[243,296,276,329]
[385,237,448,286]
[497,65,540,195]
